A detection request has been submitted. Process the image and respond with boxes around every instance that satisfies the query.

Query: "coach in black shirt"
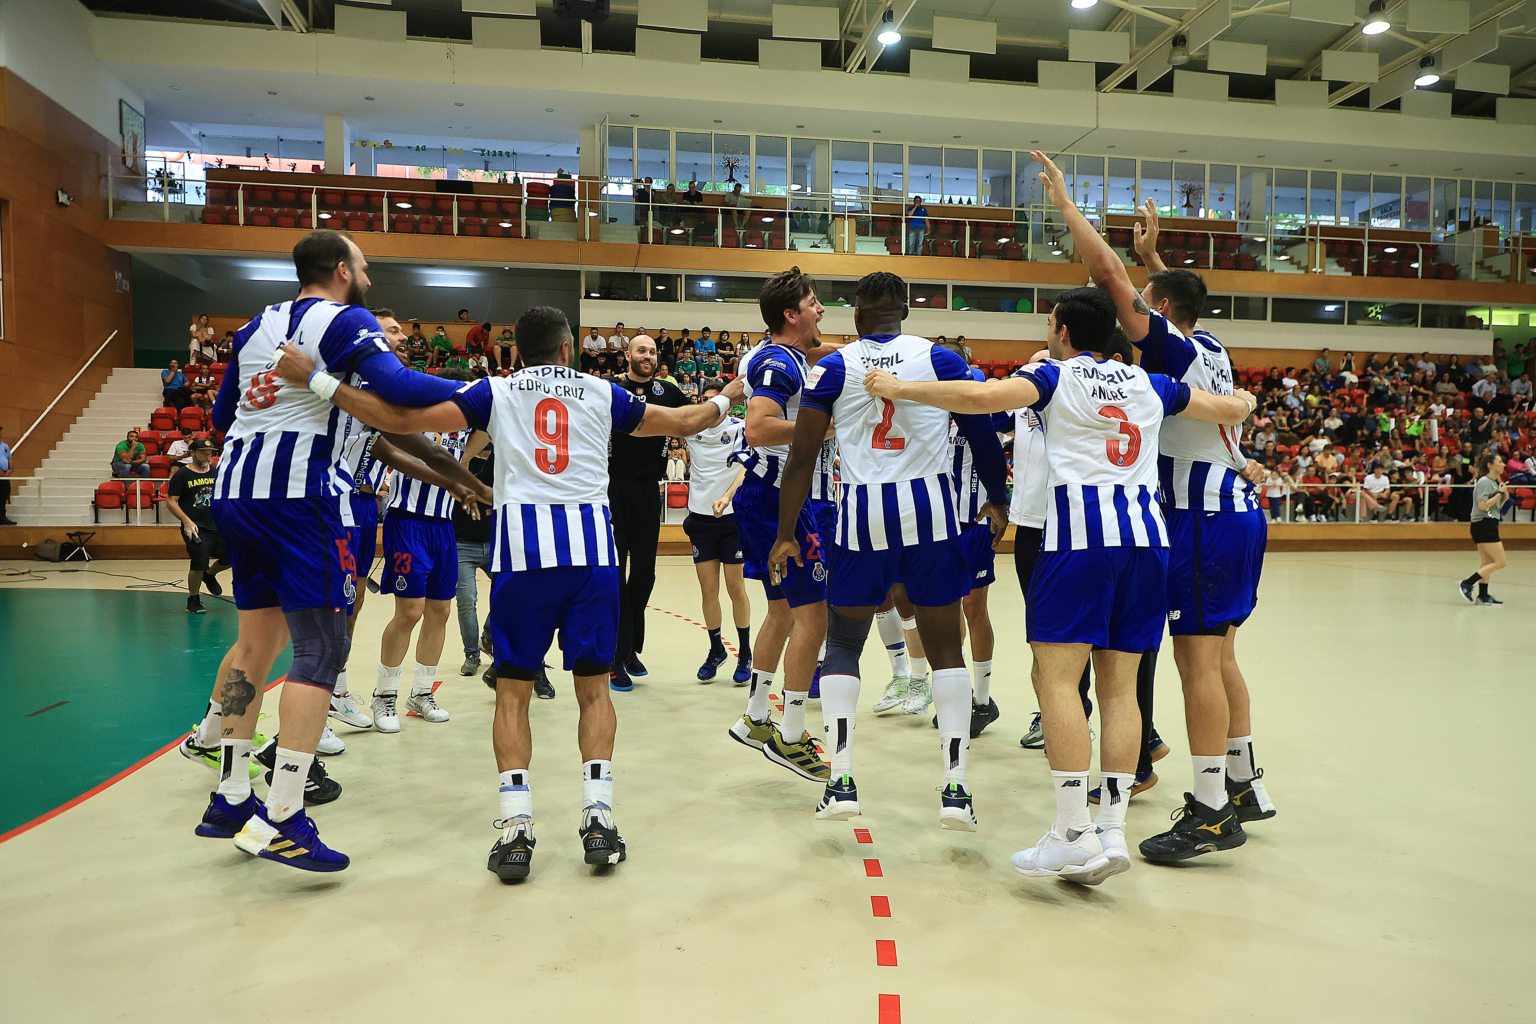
[607,333,690,691]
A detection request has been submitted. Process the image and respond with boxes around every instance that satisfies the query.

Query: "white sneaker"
[372,692,401,733]
[872,674,911,713]
[1063,825,1132,886]
[900,677,932,715]
[1010,825,1110,879]
[406,689,450,723]
[329,693,373,729]
[317,725,346,755]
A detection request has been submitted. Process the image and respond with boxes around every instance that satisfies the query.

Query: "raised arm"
[1132,199,1169,274]
[1034,150,1150,342]
[864,368,1039,416]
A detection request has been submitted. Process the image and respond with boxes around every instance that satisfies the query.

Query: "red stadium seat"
[461,216,484,236]
[252,187,274,203]
[275,208,299,228]
[885,235,901,255]
[276,188,298,204]
[393,213,416,233]
[248,208,273,227]
[179,408,206,432]
[201,205,225,224]
[93,481,126,522]
[1002,241,1023,261]
[124,480,157,514]
[148,455,172,479]
[743,229,764,248]
[721,229,740,248]
[150,407,177,432]
[666,483,688,508]
[417,215,440,235]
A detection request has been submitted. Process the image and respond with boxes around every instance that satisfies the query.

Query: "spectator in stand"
[1314,348,1332,376]
[456,308,472,323]
[1361,463,1392,520]
[1472,372,1498,409]
[443,349,471,371]
[679,372,698,399]
[677,328,692,353]
[1512,373,1533,402]
[187,314,213,364]
[608,323,629,355]
[0,424,13,525]
[582,327,606,370]
[1477,353,1499,377]
[166,439,229,614]
[906,195,927,255]
[112,428,151,478]
[215,331,235,362]
[593,350,613,377]
[665,438,688,482]
[699,348,722,378]
[696,327,716,355]
[656,363,678,386]
[656,329,676,368]
[634,177,654,227]
[465,321,491,366]
[408,321,428,348]
[1384,469,1417,521]
[165,426,194,465]
[428,325,453,368]
[681,180,705,226]
[161,360,190,411]
[716,330,737,373]
[724,182,751,231]
[494,326,516,371]
[675,348,697,377]
[1415,351,1435,373]
[187,365,217,408]
[1507,343,1528,381]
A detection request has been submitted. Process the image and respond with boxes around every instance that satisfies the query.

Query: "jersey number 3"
[871,399,906,451]
[1098,406,1142,467]
[534,398,570,475]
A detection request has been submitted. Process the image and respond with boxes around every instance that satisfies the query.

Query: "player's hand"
[1233,389,1257,418]
[711,495,731,517]
[182,522,199,541]
[977,501,1008,550]
[1132,199,1160,258]
[720,375,746,403]
[1241,459,1265,485]
[768,537,801,585]
[451,481,494,519]
[1031,151,1071,210]
[863,369,902,400]
[272,344,317,383]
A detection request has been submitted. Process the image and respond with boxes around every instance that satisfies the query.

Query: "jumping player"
[683,379,753,683]
[273,305,745,880]
[773,271,1009,830]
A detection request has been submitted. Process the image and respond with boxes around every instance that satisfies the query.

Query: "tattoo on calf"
[219,669,257,718]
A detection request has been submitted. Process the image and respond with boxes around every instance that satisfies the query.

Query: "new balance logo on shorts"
[1168,610,1181,620]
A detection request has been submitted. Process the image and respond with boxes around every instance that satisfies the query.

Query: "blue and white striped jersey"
[451,365,646,572]
[338,381,389,501]
[736,339,836,501]
[802,334,1006,552]
[1023,354,1190,551]
[948,413,1011,523]
[1134,313,1259,513]
[386,430,472,518]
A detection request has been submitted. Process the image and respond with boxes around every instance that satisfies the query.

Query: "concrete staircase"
[11,368,168,526]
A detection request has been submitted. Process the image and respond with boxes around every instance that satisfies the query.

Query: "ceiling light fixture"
[1071,0,1098,9]
[1414,55,1440,87]
[1324,304,1340,311]
[318,212,331,219]
[1363,0,1390,35]
[499,221,512,228]
[589,292,600,298]
[397,201,412,208]
[1384,246,1398,254]
[455,102,464,107]
[1276,254,1290,260]
[170,85,181,90]
[670,228,685,234]
[1168,34,1190,66]
[877,10,902,45]
[1253,235,1266,242]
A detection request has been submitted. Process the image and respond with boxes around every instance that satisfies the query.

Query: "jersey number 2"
[1098,405,1142,467]
[534,398,570,475]
[871,399,906,451]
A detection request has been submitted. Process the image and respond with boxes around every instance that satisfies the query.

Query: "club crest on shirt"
[653,383,665,395]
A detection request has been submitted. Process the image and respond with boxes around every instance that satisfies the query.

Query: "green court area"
[0,589,291,837]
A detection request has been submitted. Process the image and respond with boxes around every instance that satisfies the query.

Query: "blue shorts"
[959,521,997,589]
[381,509,458,601]
[211,496,357,612]
[350,493,380,579]
[830,535,970,609]
[735,479,828,608]
[1166,507,1266,635]
[488,566,619,673]
[1027,546,1169,652]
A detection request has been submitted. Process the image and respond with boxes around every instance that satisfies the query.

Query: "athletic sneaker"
[762,730,831,782]
[460,653,481,676]
[180,735,229,774]
[1138,794,1247,863]
[483,664,497,689]
[727,714,776,751]
[623,655,648,678]
[202,572,223,597]
[1226,768,1277,822]
[488,819,535,882]
[1010,825,1111,880]
[372,692,401,733]
[579,807,626,866]
[534,669,556,700]
[233,805,349,872]
[697,646,728,682]
[1478,593,1504,606]
[815,774,860,820]
[1088,770,1158,804]
[406,689,450,723]
[1067,826,1132,886]
[732,654,752,686]
[970,699,1000,737]
[901,676,932,715]
[255,742,342,805]
[195,791,259,838]
[187,596,205,615]
[1019,712,1045,749]
[1458,578,1476,603]
[317,725,345,756]
[873,675,912,713]
[808,664,821,700]
[1148,726,1170,762]
[329,693,373,729]
[609,664,634,692]
[939,783,977,831]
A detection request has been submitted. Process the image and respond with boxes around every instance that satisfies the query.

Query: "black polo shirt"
[608,374,689,480]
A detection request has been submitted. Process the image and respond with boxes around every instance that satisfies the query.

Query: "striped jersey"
[386,430,472,518]
[685,416,745,516]
[451,364,646,572]
[1007,403,1049,529]
[1134,313,1259,513]
[1023,354,1190,552]
[736,339,835,501]
[338,381,388,500]
[948,413,1011,523]
[802,334,1006,551]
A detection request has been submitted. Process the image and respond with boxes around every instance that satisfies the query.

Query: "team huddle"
[179,151,1277,888]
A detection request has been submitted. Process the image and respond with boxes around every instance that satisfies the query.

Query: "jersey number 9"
[1098,405,1142,467]
[534,397,570,475]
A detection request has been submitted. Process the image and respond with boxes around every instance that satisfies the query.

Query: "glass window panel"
[1459,179,1474,228]
[754,136,787,196]
[943,147,978,203]
[982,150,1011,208]
[1346,301,1417,326]
[676,132,712,188]
[1231,295,1268,320]
[714,134,750,193]
[1272,298,1345,324]
[1421,303,1482,329]
[1433,178,1458,232]
[1474,180,1493,226]
[636,128,671,186]
[1074,155,1105,217]
[909,146,943,202]
[790,138,828,195]
[584,271,645,301]
[1139,160,1172,214]
[909,281,947,308]
[815,279,859,307]
[873,143,904,198]
[1370,174,1402,228]
[1016,152,1044,210]
[954,285,1035,313]
[1492,181,1512,233]
[606,125,633,182]
[1238,166,1270,227]
[1273,169,1307,227]
[684,273,767,303]
[1201,295,1233,320]
[1174,162,1205,217]
[1036,287,1071,315]
[1309,170,1337,226]
[648,273,679,302]
[1405,177,1432,232]
[1340,173,1370,226]
[831,140,870,208]
[1208,164,1237,220]
[1514,183,1536,235]
[1107,157,1138,214]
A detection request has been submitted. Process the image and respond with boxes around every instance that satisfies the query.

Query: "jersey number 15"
[534,398,570,474]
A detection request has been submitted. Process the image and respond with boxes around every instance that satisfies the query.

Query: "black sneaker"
[255,740,342,805]
[483,664,497,690]
[487,821,535,882]
[202,572,223,597]
[970,699,1000,738]
[187,596,205,615]
[623,655,648,677]
[1477,593,1504,606]
[1458,578,1476,603]
[1138,794,1247,863]
[609,664,634,692]
[534,665,555,700]
[1225,769,1277,822]
[579,809,626,866]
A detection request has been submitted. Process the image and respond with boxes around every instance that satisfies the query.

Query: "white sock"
[1095,772,1136,830]
[1226,735,1256,783]
[932,666,972,787]
[817,638,827,664]
[216,738,253,802]
[195,699,221,747]
[1192,755,1227,810]
[581,759,613,811]
[376,662,403,696]
[940,733,970,787]
[910,656,930,684]
[779,691,808,741]
[746,669,774,721]
[1051,770,1093,835]
[411,663,437,696]
[971,660,993,705]
[498,769,532,822]
[333,669,349,698]
[819,673,860,776]
[265,746,313,823]
[874,610,908,675]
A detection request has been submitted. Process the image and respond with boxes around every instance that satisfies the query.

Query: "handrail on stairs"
[15,331,121,454]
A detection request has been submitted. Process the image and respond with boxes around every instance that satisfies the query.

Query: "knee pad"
[822,608,874,677]
[284,607,350,693]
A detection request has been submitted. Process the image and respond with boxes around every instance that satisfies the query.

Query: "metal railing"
[1256,480,1533,524]
[14,331,120,455]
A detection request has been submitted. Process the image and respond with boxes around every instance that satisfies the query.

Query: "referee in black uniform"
[607,333,690,691]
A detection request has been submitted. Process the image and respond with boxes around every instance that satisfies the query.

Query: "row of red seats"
[207,185,554,213]
[204,206,532,238]
[132,429,214,456]
[1107,228,1246,252]
[150,406,211,433]
[93,475,217,524]
[644,227,788,248]
[886,236,1027,260]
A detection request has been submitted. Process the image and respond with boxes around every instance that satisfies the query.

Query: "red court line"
[0,675,289,846]
[871,896,891,918]
[645,605,741,655]
[878,995,901,1024]
[875,940,898,967]
[854,828,873,844]
[864,858,883,877]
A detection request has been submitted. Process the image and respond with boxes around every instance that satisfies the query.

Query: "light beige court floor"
[1,551,1531,1024]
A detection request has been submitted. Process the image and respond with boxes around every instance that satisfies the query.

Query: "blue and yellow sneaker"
[233,805,350,872]
[195,791,259,838]
[815,774,860,820]
[697,646,728,682]
[732,653,752,686]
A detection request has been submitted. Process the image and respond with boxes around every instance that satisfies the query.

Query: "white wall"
[0,0,143,143]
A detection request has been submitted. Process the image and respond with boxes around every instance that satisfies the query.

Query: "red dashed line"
[875,940,898,967]
[862,827,901,1023]
[864,858,882,877]
[870,896,891,917]
[403,678,443,716]
[854,828,873,844]
[645,605,739,656]
[878,994,901,1023]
